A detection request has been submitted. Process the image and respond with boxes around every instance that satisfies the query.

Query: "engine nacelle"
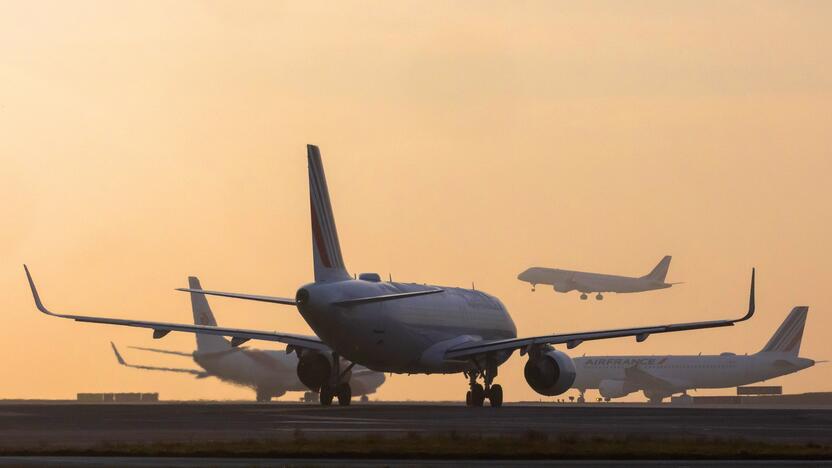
[296,352,332,391]
[598,379,632,399]
[524,349,576,396]
[552,281,576,293]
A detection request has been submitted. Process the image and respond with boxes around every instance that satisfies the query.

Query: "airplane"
[517,256,680,300]
[25,144,758,407]
[109,276,385,403]
[571,306,818,403]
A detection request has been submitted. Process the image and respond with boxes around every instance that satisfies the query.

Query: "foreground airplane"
[110,277,384,402]
[26,144,757,407]
[517,256,679,300]
[572,306,818,403]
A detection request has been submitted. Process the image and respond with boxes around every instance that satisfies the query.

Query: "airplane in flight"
[571,306,818,403]
[109,276,385,403]
[517,256,679,300]
[25,144,757,407]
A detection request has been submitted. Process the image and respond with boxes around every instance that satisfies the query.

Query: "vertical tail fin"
[642,255,672,282]
[307,144,350,283]
[188,277,231,352]
[759,306,809,355]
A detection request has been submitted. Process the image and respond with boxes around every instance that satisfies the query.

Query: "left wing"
[25,265,331,352]
[446,269,756,360]
[111,342,207,377]
[128,346,193,357]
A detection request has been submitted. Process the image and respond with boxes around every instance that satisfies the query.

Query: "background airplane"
[110,276,385,402]
[517,255,679,300]
[571,306,818,403]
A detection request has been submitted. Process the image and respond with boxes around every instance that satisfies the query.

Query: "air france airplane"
[572,307,817,403]
[110,277,384,402]
[25,144,758,407]
[518,256,680,300]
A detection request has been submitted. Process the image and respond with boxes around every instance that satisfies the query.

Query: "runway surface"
[0,402,830,449]
[1,457,830,467]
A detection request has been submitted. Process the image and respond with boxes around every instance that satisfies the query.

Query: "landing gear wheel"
[580,293,588,300]
[595,293,603,301]
[336,383,352,406]
[360,395,369,403]
[471,383,485,407]
[577,395,585,403]
[320,386,334,406]
[466,391,472,406]
[255,391,270,403]
[488,384,503,408]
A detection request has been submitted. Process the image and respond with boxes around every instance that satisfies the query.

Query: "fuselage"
[518,267,670,294]
[192,346,385,397]
[572,353,815,394]
[296,279,517,374]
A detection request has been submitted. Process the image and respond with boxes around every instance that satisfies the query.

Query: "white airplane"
[517,256,680,300]
[25,144,758,407]
[109,276,385,402]
[571,306,818,403]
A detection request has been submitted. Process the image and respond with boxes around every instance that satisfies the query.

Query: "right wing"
[446,269,756,359]
[111,342,207,377]
[25,265,330,352]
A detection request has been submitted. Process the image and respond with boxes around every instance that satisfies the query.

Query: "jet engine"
[552,281,576,293]
[524,349,576,396]
[296,352,332,391]
[598,379,632,399]
[296,351,354,391]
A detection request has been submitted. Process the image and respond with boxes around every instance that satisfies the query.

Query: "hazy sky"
[1,1,830,402]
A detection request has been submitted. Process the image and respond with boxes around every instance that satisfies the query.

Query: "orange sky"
[0,1,830,402]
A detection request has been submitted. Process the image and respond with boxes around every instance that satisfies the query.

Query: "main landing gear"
[580,293,588,300]
[595,293,604,301]
[464,362,503,408]
[319,352,353,407]
[577,390,586,404]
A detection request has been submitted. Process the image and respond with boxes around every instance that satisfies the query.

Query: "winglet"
[23,265,55,316]
[738,268,755,322]
[111,342,127,365]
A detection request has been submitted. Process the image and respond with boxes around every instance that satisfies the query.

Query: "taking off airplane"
[517,256,680,300]
[572,306,818,403]
[110,277,384,402]
[26,145,758,407]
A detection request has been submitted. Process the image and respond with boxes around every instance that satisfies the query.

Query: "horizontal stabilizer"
[176,288,296,306]
[332,288,444,306]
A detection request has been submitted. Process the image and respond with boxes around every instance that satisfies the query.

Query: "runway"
[0,402,830,451]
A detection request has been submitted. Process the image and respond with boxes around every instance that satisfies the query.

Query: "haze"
[1,1,829,401]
